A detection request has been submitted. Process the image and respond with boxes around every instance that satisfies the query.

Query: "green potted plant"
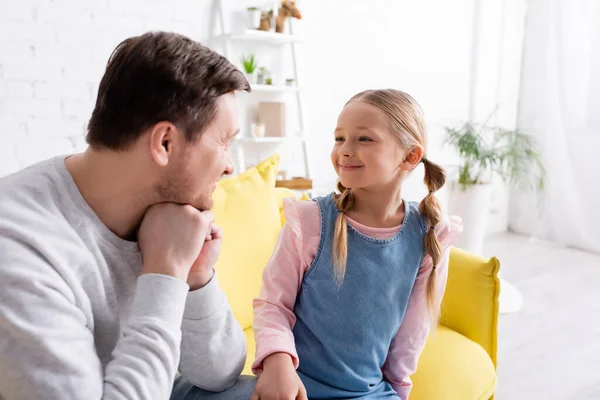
[443,121,545,254]
[285,78,295,87]
[240,54,258,85]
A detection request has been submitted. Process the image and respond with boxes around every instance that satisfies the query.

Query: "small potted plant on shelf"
[246,7,262,30]
[285,78,295,87]
[257,66,268,85]
[240,54,258,85]
[265,75,273,85]
[443,120,545,253]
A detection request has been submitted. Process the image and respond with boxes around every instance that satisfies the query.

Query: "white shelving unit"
[236,136,306,144]
[251,84,300,93]
[214,29,303,45]
[209,0,311,186]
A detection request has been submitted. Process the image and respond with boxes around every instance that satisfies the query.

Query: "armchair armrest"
[440,247,500,368]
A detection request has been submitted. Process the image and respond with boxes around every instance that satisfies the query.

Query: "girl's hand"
[250,353,307,400]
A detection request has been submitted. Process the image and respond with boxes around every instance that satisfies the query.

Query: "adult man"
[0,31,256,399]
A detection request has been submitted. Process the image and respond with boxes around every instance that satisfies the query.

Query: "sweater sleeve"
[178,272,247,392]
[0,235,189,400]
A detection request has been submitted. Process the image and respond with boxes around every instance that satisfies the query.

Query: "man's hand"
[138,203,213,283]
[187,222,223,290]
[251,353,307,400]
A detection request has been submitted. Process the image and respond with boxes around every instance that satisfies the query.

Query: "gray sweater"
[0,156,246,399]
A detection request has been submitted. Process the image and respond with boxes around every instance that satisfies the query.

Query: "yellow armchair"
[213,155,499,400]
[410,247,499,400]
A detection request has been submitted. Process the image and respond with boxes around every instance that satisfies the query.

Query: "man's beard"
[154,165,213,211]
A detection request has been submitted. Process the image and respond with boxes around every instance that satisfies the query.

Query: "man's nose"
[224,148,234,176]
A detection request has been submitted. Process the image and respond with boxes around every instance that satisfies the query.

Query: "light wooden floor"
[484,233,600,400]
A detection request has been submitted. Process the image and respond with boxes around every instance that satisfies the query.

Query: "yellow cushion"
[441,248,500,368]
[410,326,497,400]
[242,326,496,399]
[212,154,282,330]
[273,187,296,226]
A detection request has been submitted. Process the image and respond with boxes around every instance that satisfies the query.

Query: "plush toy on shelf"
[258,1,302,33]
[258,9,273,31]
[275,1,302,33]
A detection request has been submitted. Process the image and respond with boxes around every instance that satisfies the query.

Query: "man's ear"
[148,122,178,167]
[401,146,424,171]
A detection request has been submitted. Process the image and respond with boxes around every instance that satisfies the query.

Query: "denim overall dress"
[292,193,427,399]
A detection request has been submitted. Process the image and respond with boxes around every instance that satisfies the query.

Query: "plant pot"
[246,9,261,29]
[245,73,257,85]
[447,182,493,255]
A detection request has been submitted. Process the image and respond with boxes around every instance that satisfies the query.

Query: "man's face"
[156,93,239,210]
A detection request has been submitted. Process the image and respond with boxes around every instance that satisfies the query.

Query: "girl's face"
[332,100,415,191]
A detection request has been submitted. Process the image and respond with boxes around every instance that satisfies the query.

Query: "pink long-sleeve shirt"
[252,197,463,399]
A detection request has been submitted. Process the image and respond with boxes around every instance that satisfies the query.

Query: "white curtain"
[509,0,600,253]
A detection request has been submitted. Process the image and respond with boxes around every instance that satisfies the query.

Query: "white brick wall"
[0,0,212,178]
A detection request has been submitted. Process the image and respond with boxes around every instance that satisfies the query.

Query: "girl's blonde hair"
[333,89,446,322]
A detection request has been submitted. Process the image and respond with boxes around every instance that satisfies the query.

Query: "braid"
[332,182,355,284]
[418,157,447,321]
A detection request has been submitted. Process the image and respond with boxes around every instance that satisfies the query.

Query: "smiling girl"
[250,89,463,400]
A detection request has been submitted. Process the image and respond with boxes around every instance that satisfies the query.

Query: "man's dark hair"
[86,31,250,150]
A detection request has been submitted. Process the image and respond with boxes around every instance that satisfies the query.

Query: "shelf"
[251,84,299,93]
[215,29,302,45]
[235,136,306,144]
[276,178,313,190]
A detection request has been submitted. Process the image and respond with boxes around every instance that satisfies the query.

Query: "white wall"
[0,0,523,232]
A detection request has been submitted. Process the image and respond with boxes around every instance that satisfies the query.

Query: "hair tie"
[421,157,427,164]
